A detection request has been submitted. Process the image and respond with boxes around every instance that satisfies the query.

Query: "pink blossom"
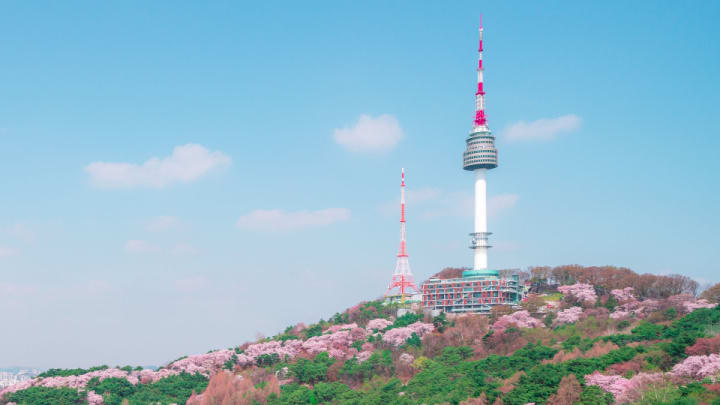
[667,295,716,313]
[366,318,393,331]
[610,297,659,320]
[381,322,435,346]
[585,371,629,399]
[165,350,234,376]
[619,373,666,403]
[611,287,635,302]
[684,298,717,312]
[356,351,372,363]
[326,323,358,333]
[671,354,720,379]
[241,340,302,364]
[87,390,104,405]
[291,323,306,334]
[361,342,374,351]
[302,329,357,359]
[0,368,150,397]
[554,307,583,325]
[399,353,414,364]
[584,371,664,403]
[558,283,597,305]
[349,327,367,341]
[492,310,543,332]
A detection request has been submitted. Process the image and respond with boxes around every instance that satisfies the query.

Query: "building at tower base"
[421,269,523,313]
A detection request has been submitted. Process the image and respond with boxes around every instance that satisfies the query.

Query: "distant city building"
[421,17,524,313]
[0,368,41,388]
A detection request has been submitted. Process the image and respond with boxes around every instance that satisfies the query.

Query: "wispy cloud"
[145,216,180,232]
[237,208,351,232]
[0,246,17,258]
[0,282,36,295]
[124,239,156,254]
[85,144,231,189]
[333,114,405,153]
[7,223,36,243]
[503,114,581,141]
[171,243,198,256]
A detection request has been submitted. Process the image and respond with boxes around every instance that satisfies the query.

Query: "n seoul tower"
[462,16,499,274]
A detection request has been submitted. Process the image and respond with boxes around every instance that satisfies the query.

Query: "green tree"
[290,352,335,384]
[89,377,137,405]
[6,387,86,405]
[579,385,614,405]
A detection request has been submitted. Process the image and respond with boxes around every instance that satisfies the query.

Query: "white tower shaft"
[474,168,488,269]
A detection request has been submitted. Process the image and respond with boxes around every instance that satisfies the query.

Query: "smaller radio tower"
[386,168,419,302]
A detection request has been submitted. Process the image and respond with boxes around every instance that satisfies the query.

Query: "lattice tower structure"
[386,168,419,301]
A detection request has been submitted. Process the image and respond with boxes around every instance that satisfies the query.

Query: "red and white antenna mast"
[386,168,419,301]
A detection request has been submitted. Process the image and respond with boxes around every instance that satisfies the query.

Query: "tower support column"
[473,168,488,270]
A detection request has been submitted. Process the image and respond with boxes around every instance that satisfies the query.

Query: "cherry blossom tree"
[671,354,720,379]
[558,283,597,305]
[585,371,665,404]
[87,390,104,405]
[610,287,635,302]
[366,318,393,331]
[554,307,583,325]
[492,310,543,332]
[382,322,435,346]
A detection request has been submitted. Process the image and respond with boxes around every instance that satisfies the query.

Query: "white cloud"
[333,114,405,153]
[124,239,156,254]
[0,246,17,258]
[85,144,231,189]
[237,208,351,232]
[0,282,35,295]
[145,216,180,232]
[503,114,581,141]
[8,223,36,243]
[171,243,198,256]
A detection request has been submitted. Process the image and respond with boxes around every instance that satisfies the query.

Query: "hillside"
[3,268,720,405]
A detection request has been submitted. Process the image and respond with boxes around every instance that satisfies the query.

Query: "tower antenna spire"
[386,168,419,302]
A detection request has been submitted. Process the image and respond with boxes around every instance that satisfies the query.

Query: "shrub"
[88,377,136,405]
[5,386,87,405]
[579,385,614,405]
[313,381,351,403]
[686,335,720,356]
[37,365,109,378]
[405,332,422,348]
[289,352,335,384]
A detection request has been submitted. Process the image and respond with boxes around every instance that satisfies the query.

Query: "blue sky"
[1,1,719,368]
